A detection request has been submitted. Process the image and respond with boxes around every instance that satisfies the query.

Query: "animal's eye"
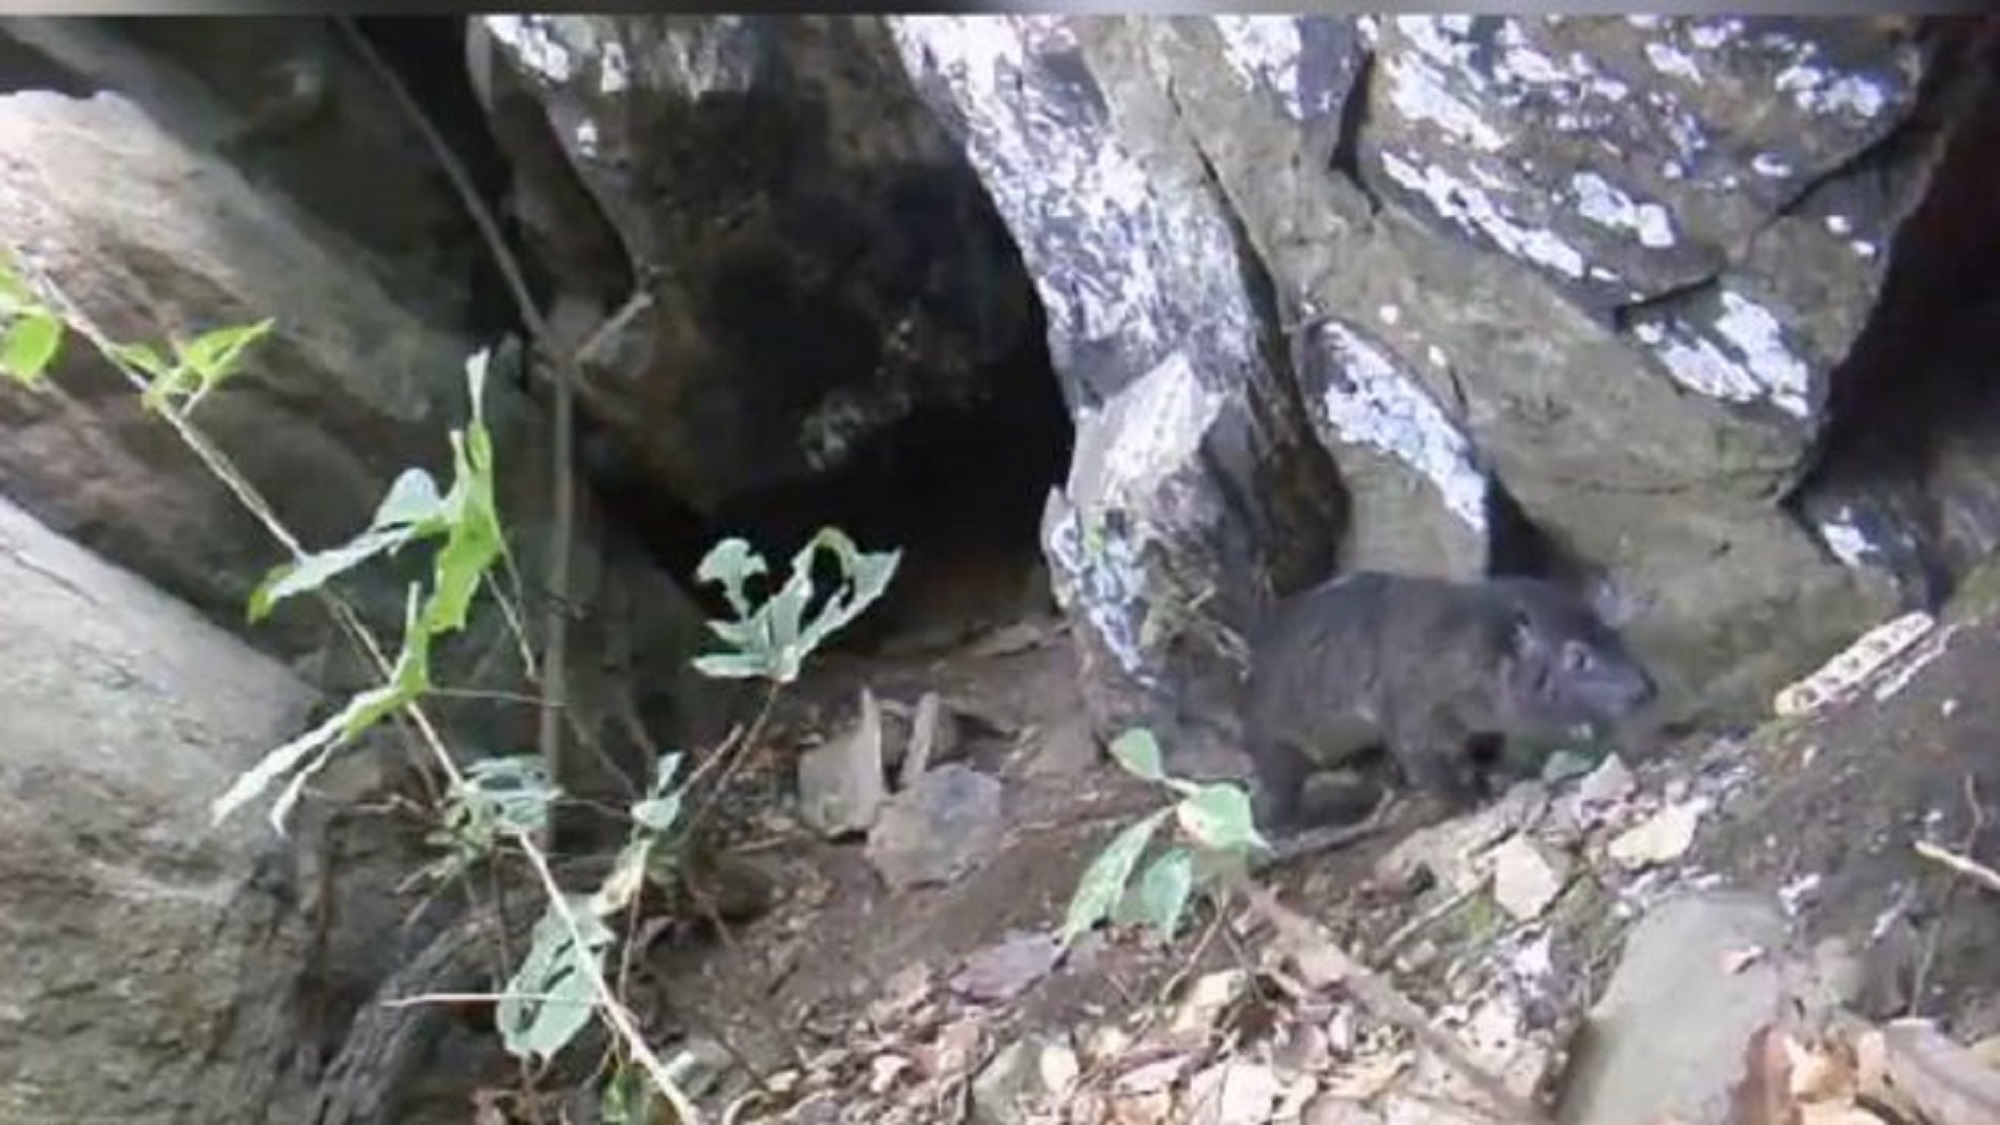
[1563,642,1594,671]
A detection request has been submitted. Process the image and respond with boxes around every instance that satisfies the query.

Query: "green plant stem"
[334,15,582,851]
[677,683,783,844]
[22,262,697,1120]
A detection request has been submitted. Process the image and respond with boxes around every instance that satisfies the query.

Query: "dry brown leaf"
[1608,800,1703,869]
[914,1017,985,1079]
[1103,1089,1176,1124]
[1321,1051,1411,1101]
[870,1053,914,1095]
[1727,1024,1799,1125]
[1786,1036,1858,1103]
[1721,945,1767,975]
[1796,1104,1888,1124]
[470,1088,510,1125]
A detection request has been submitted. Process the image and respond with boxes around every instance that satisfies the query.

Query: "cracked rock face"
[890,15,1972,737]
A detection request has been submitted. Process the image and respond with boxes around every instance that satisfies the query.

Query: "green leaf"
[692,650,776,679]
[107,341,169,378]
[1060,809,1168,946]
[464,345,492,427]
[1133,847,1196,943]
[630,792,682,834]
[1539,747,1600,783]
[1,312,62,385]
[421,429,501,635]
[247,526,412,621]
[178,318,272,384]
[497,899,613,1063]
[457,755,557,836]
[1108,728,1166,782]
[601,1065,662,1125]
[210,705,348,829]
[370,468,449,533]
[215,587,434,829]
[1175,782,1270,853]
[762,569,816,676]
[695,538,767,618]
[649,752,685,795]
[787,527,900,657]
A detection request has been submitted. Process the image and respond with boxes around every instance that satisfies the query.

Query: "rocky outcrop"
[889,16,1998,745]
[0,494,319,1122]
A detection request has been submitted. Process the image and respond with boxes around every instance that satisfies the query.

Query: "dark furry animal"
[1243,571,1657,831]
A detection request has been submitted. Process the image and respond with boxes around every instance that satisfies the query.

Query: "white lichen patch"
[1308,320,1488,530]
[1824,214,1853,236]
[1751,152,1793,178]
[1776,60,1890,120]
[1773,609,1935,717]
[1379,46,1506,151]
[1089,352,1223,512]
[598,36,630,95]
[1634,290,1813,417]
[483,16,579,85]
[1043,502,1154,684]
[574,118,600,160]
[1643,41,1704,85]
[1687,20,1740,51]
[1812,506,1876,570]
[1570,171,1677,249]
[1214,16,1305,120]
[892,16,1257,377]
[1379,150,1586,280]
[653,16,761,98]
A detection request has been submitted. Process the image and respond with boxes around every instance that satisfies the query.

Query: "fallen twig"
[1913,839,2000,895]
[1230,875,1552,1125]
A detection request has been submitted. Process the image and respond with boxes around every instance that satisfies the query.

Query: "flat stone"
[1556,891,1789,1125]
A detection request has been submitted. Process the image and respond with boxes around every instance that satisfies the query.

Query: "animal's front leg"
[1386,713,1483,812]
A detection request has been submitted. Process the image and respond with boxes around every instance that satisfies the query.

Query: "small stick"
[1914,839,2000,895]
[1229,875,1552,1125]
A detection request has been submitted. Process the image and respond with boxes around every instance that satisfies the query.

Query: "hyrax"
[1243,571,1657,830]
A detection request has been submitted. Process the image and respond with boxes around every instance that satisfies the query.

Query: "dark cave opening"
[584,324,1076,658]
[1787,18,2000,608]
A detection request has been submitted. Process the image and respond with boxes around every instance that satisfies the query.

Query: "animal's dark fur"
[1242,571,1657,830]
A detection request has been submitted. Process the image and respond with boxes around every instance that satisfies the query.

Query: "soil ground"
[344,565,2000,1122]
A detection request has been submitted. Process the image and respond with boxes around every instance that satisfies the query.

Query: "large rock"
[0,21,478,649]
[468,15,1045,514]
[0,494,319,1122]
